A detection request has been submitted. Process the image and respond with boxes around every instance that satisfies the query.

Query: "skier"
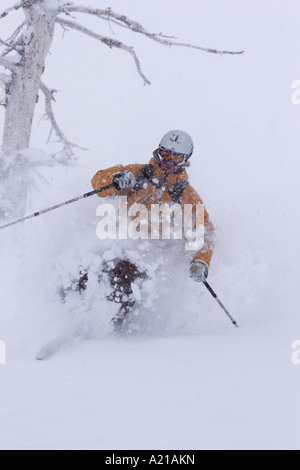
[79,130,214,332]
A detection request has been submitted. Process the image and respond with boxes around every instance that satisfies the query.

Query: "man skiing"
[87,130,214,332]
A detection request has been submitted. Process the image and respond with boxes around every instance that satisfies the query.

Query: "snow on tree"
[0,0,243,221]
[0,0,243,158]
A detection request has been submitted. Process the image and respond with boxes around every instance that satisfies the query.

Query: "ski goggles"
[157,150,187,166]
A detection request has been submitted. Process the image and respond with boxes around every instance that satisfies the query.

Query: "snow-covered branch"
[0,0,44,19]
[0,1,23,19]
[5,21,26,45]
[0,38,10,47]
[60,3,244,56]
[0,0,244,160]
[0,57,18,73]
[39,81,78,158]
[0,21,26,57]
[56,17,151,85]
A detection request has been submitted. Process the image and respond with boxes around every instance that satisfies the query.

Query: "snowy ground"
[1,323,300,450]
[0,0,300,450]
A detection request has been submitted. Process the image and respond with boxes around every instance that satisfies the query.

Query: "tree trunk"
[2,2,55,156]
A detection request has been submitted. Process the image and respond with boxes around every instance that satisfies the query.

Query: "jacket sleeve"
[181,184,215,267]
[91,163,145,198]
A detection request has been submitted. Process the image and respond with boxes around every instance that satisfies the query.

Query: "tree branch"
[0,38,10,47]
[21,0,42,6]
[60,3,244,56]
[56,17,151,85]
[0,57,18,73]
[1,21,26,59]
[39,80,79,159]
[61,4,177,40]
[6,21,26,44]
[0,1,23,19]
[0,0,43,19]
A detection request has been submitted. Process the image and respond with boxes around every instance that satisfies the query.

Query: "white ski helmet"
[159,130,194,158]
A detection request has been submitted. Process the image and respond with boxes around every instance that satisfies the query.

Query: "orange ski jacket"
[92,154,214,266]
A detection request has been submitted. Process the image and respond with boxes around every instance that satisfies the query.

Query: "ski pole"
[0,183,115,231]
[203,280,239,328]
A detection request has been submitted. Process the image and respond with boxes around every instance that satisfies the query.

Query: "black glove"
[189,261,209,282]
[113,171,136,190]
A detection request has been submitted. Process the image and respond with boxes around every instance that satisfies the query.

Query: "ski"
[36,330,89,361]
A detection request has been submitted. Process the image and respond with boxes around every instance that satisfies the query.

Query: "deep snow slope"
[1,323,299,451]
[0,0,300,450]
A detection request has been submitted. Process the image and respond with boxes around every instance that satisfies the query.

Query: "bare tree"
[0,0,243,158]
